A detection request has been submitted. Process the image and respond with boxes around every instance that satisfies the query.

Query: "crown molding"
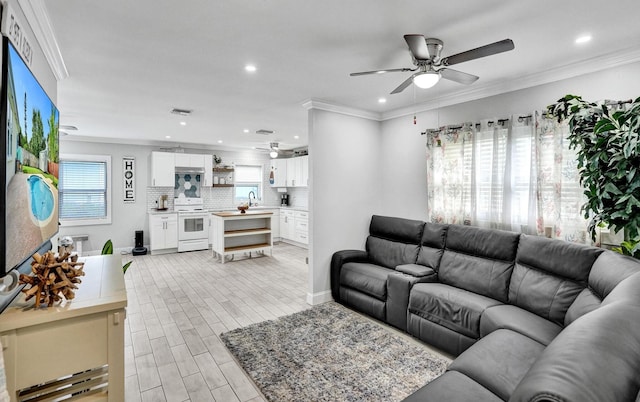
[302,99,382,121]
[17,0,68,80]
[382,45,640,121]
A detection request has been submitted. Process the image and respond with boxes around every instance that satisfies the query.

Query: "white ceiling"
[42,0,640,152]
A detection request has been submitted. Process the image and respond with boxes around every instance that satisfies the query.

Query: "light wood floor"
[123,243,310,402]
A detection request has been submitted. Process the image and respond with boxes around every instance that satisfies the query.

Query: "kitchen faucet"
[248,191,256,206]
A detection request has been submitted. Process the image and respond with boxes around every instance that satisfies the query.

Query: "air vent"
[170,108,192,116]
[255,129,274,135]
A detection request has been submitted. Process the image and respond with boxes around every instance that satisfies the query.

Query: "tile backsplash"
[175,173,202,199]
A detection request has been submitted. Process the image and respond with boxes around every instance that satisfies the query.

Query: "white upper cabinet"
[175,153,205,169]
[283,156,308,188]
[204,155,213,186]
[270,159,287,187]
[150,152,175,187]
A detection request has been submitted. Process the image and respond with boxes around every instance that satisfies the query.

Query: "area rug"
[220,302,450,401]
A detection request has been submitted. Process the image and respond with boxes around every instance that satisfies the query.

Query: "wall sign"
[1,4,34,66]
[123,157,135,203]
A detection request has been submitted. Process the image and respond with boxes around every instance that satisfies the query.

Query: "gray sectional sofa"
[330,215,640,402]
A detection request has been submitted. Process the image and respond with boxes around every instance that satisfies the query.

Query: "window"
[234,164,263,203]
[59,154,111,225]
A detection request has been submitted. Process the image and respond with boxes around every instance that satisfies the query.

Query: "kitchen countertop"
[148,206,308,214]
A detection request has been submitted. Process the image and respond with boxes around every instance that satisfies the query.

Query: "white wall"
[308,108,382,303]
[379,61,640,216]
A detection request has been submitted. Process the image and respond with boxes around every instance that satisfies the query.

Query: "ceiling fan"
[350,34,514,94]
[256,142,294,158]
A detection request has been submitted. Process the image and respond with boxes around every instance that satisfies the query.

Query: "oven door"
[178,213,208,241]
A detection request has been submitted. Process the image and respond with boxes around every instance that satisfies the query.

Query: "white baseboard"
[306,290,333,305]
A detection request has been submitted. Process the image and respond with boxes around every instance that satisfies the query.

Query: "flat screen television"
[0,36,59,298]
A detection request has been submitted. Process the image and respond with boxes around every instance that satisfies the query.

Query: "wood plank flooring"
[123,243,310,402]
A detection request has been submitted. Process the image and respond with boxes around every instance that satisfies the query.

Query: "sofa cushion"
[439,225,520,302]
[480,304,562,346]
[409,283,502,339]
[340,262,390,300]
[366,215,424,269]
[416,222,448,269]
[511,302,640,402]
[403,371,502,402]
[509,235,603,325]
[449,329,545,401]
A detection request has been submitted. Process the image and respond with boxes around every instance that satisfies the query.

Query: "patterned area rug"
[221,302,449,401]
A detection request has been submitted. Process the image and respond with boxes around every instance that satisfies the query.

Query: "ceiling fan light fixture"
[269,150,278,158]
[413,71,440,89]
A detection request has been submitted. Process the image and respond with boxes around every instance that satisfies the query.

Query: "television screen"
[1,36,59,278]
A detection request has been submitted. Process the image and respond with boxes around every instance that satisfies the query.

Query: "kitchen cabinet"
[204,155,213,186]
[175,153,204,168]
[269,159,287,187]
[280,209,295,240]
[149,213,178,253]
[294,210,309,245]
[284,156,309,188]
[210,211,273,263]
[149,151,175,187]
[300,155,309,187]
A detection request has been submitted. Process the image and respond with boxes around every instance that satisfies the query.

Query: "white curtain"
[425,113,589,243]
[533,112,589,243]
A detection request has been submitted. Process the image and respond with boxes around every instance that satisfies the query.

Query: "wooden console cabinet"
[0,254,127,401]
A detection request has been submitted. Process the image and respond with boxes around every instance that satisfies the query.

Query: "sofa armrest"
[330,250,370,302]
[387,266,438,331]
[395,264,437,280]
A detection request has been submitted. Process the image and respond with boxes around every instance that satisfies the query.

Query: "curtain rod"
[420,115,533,135]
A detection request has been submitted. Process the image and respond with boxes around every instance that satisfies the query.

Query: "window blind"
[59,160,107,219]
[235,165,262,182]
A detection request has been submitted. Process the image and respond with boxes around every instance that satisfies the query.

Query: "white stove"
[174,198,209,252]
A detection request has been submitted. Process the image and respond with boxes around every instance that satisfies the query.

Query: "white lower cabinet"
[293,210,309,245]
[149,213,178,254]
[279,209,308,246]
[280,210,295,241]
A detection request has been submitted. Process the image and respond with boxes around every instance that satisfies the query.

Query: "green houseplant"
[547,95,640,247]
[102,240,132,274]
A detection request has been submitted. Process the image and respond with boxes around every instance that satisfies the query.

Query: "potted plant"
[547,95,640,254]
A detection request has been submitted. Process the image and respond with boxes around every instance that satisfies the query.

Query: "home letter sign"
[123,157,135,203]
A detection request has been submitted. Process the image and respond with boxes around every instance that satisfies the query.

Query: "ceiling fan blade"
[350,67,416,76]
[404,34,430,60]
[442,39,514,66]
[440,68,479,85]
[390,75,415,94]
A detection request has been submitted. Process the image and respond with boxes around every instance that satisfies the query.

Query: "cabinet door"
[174,153,190,167]
[286,158,296,187]
[190,154,205,168]
[270,159,287,187]
[204,156,213,187]
[151,152,175,187]
[164,216,178,249]
[300,155,309,187]
[149,216,166,250]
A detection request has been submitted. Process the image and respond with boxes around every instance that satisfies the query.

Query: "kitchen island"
[210,210,273,263]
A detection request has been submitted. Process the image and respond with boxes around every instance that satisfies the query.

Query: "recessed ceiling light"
[217,140,223,144]
[243,129,250,133]
[245,64,257,72]
[179,121,186,126]
[575,34,592,44]
[165,135,171,139]
[294,135,300,139]
[378,97,387,104]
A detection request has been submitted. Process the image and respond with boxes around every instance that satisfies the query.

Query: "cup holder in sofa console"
[331,214,640,402]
